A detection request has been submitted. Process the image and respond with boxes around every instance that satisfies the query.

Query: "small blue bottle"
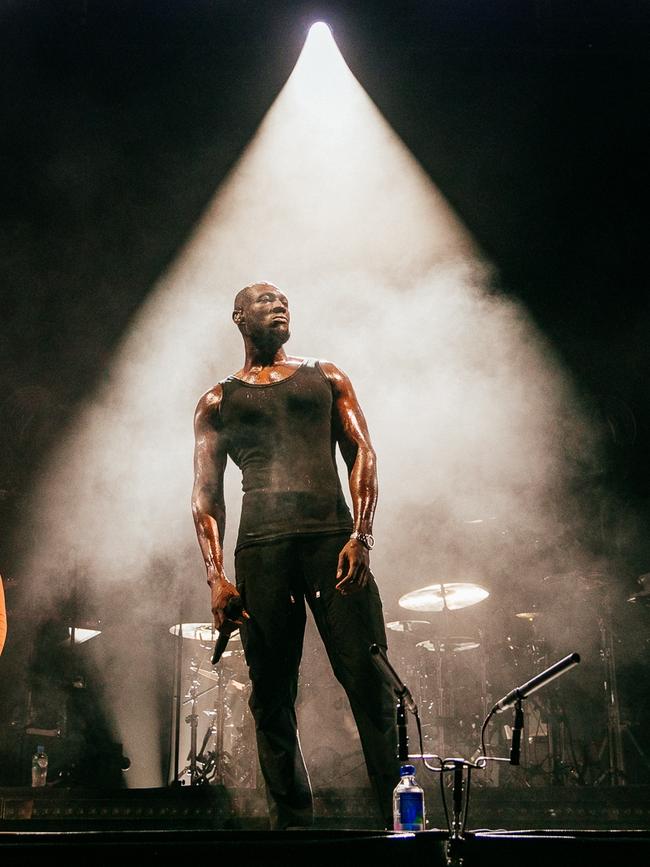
[31,745,48,787]
[392,764,425,831]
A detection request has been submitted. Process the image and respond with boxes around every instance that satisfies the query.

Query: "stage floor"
[1,827,650,867]
[1,785,650,865]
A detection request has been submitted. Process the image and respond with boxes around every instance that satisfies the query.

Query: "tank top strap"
[220,358,323,391]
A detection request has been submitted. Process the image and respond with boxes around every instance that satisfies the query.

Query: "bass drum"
[413,636,486,759]
[485,615,549,705]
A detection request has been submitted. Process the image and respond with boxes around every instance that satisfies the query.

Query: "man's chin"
[256,327,290,352]
[270,323,290,341]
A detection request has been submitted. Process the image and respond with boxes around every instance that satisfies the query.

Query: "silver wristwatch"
[350,530,375,550]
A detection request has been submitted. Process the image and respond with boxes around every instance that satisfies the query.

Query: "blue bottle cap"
[400,764,416,776]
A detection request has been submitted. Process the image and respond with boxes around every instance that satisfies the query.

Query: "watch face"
[353,532,374,549]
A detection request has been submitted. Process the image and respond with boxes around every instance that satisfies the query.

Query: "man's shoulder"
[315,359,348,383]
[195,384,224,418]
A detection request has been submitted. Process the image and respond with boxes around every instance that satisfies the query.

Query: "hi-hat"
[386,620,431,634]
[169,623,241,644]
[515,610,542,621]
[417,636,480,653]
[398,583,489,612]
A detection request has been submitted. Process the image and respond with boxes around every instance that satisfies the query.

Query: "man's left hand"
[335,538,370,595]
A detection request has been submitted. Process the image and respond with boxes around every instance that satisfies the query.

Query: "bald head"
[233,282,278,318]
[232,282,291,350]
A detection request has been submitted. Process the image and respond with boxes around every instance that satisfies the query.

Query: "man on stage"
[192,282,397,829]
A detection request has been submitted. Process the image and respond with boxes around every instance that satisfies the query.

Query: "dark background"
[1,0,649,786]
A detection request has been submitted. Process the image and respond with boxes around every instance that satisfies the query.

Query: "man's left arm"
[320,361,377,595]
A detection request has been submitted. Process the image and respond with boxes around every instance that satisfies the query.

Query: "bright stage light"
[290,20,351,113]
[308,21,332,39]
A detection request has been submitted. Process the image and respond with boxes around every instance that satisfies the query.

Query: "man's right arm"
[191,386,246,630]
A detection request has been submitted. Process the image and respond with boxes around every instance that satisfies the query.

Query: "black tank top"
[219,359,353,552]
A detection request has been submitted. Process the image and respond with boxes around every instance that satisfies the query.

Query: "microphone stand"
[510,699,524,766]
[396,695,409,763]
[451,761,464,839]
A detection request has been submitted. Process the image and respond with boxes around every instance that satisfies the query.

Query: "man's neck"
[242,342,288,373]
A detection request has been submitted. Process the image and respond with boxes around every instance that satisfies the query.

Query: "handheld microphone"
[211,596,245,665]
[493,652,580,713]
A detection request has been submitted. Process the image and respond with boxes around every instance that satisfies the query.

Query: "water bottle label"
[399,791,424,830]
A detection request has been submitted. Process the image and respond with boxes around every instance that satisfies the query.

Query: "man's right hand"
[209,576,249,631]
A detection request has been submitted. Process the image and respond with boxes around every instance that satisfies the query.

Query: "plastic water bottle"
[393,764,425,831]
[31,745,48,787]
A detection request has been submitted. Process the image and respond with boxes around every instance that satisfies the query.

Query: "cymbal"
[169,623,242,644]
[398,583,489,612]
[66,625,102,645]
[198,653,245,680]
[386,619,431,634]
[416,637,480,653]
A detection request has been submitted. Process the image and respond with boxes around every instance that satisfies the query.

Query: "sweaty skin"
[191,282,378,632]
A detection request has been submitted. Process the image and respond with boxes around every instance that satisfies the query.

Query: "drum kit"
[389,582,492,764]
[387,570,650,786]
[168,622,255,788]
[166,568,649,790]
[390,570,642,786]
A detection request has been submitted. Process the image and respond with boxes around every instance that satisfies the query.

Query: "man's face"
[238,284,291,348]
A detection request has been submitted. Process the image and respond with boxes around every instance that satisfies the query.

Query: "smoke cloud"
[20,25,613,786]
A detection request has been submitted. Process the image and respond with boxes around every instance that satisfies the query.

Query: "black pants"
[235,533,398,829]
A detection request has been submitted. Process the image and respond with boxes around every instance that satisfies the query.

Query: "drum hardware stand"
[417,590,464,760]
[594,624,650,784]
[170,620,184,787]
[195,711,220,783]
[182,674,203,785]
[477,627,489,721]
[176,655,238,786]
[618,721,650,773]
[170,621,213,787]
[192,665,236,786]
[595,603,626,785]
[546,690,581,785]
[169,620,250,788]
[431,587,452,754]
[177,665,225,785]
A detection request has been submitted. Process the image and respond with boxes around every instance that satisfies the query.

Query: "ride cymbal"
[399,582,489,612]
